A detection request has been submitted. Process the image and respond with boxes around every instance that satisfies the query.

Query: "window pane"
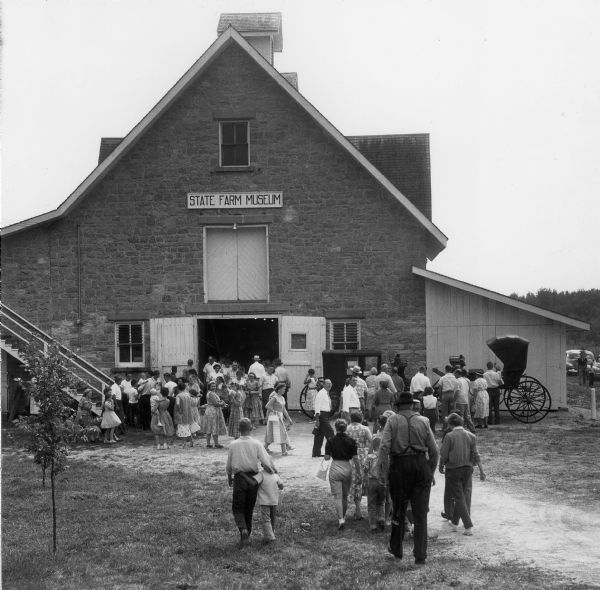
[222,145,235,166]
[291,333,307,349]
[233,145,249,165]
[130,324,143,343]
[119,345,131,363]
[221,123,235,144]
[235,122,247,144]
[131,344,144,363]
[118,324,130,345]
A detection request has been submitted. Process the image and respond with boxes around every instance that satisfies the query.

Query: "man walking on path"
[377,392,438,564]
[351,366,368,413]
[454,369,476,433]
[483,362,504,425]
[410,366,431,397]
[439,413,486,536]
[226,418,276,546]
[312,379,335,457]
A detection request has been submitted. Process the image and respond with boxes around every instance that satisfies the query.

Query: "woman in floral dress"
[243,372,264,425]
[173,382,196,448]
[204,381,227,448]
[346,410,372,520]
[150,386,175,449]
[264,383,294,455]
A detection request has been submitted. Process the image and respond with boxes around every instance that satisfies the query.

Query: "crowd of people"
[72,354,497,562]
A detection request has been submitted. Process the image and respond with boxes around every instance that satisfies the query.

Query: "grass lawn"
[2,412,599,590]
[567,376,600,411]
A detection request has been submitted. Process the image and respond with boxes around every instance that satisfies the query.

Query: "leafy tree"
[17,342,81,554]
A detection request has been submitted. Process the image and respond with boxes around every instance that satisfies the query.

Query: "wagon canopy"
[486,335,529,386]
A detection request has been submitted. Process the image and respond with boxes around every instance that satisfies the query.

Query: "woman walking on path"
[325,418,359,530]
[472,376,489,429]
[244,372,265,425]
[264,383,294,455]
[150,387,175,449]
[371,380,396,433]
[365,367,379,421]
[204,381,227,448]
[346,411,373,520]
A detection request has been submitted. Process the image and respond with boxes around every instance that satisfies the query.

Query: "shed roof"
[2,27,448,258]
[412,266,591,330]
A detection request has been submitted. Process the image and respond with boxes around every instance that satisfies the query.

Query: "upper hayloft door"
[204,226,268,301]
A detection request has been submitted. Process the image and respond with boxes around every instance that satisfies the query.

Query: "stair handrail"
[0,303,114,386]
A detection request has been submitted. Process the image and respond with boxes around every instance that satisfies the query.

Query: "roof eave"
[412,266,591,330]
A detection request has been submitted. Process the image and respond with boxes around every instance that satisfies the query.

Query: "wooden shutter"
[237,227,268,300]
[206,228,238,301]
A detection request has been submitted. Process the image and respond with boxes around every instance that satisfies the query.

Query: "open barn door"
[280,316,326,410]
[150,317,197,376]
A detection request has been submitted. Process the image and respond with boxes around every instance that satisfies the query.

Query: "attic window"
[220,122,249,167]
[330,321,360,350]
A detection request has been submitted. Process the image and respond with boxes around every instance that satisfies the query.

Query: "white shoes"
[463,527,474,536]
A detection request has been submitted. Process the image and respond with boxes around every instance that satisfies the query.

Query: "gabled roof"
[412,266,591,330]
[2,27,448,258]
[217,13,283,52]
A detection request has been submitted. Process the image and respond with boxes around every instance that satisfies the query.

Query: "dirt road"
[71,416,600,587]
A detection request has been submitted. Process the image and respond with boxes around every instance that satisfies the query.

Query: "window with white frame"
[330,320,360,350]
[290,333,307,350]
[115,323,145,367]
[204,226,268,301]
[220,121,249,166]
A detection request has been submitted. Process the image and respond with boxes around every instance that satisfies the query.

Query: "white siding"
[426,281,567,408]
[150,317,197,375]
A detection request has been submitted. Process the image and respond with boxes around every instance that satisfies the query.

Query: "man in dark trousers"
[312,379,334,457]
[226,418,275,546]
[377,392,438,564]
[439,413,486,536]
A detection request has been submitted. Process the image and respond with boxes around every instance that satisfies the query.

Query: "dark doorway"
[198,318,279,369]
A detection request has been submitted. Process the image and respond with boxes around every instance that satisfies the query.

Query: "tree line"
[510,288,600,353]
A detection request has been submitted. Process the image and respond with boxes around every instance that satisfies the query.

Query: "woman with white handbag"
[264,383,294,456]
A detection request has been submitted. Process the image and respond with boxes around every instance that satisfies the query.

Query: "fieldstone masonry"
[3,42,432,376]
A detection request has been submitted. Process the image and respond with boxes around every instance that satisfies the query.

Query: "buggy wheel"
[503,376,551,423]
[298,384,315,419]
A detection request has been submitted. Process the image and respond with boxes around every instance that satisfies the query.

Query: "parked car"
[566,349,595,376]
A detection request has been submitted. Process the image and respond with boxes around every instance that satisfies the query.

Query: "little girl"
[101,388,122,444]
[150,386,175,449]
[303,368,318,420]
[173,382,195,447]
[257,469,284,543]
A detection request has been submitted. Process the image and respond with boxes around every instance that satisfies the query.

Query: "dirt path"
[70,421,600,587]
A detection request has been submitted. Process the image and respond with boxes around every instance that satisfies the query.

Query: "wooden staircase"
[0,303,113,397]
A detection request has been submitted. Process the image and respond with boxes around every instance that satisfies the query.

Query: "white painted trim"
[114,321,146,368]
[218,120,250,167]
[412,266,591,330]
[3,28,447,257]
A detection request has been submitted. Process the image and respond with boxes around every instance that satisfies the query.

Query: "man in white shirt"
[410,367,431,396]
[454,369,475,433]
[164,373,177,395]
[110,376,126,435]
[203,356,217,383]
[274,358,291,407]
[436,365,458,423]
[483,362,504,425]
[340,377,361,421]
[248,355,266,380]
[312,379,334,457]
[351,366,368,413]
[378,364,397,394]
[226,418,275,546]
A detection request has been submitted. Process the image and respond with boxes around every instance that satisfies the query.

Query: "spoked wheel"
[503,376,551,423]
[299,384,314,419]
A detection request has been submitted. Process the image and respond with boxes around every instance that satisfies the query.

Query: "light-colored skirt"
[177,424,192,438]
[150,410,175,437]
[265,412,288,445]
[329,459,352,497]
[100,410,121,429]
[474,390,490,419]
[244,393,264,421]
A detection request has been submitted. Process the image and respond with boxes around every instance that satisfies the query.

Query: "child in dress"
[150,386,175,449]
[364,437,386,532]
[257,470,284,543]
[173,382,195,447]
[303,369,318,420]
[101,389,122,444]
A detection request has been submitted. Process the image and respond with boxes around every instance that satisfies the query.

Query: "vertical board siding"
[425,281,567,408]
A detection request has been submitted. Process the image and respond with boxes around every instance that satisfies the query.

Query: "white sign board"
[187,192,283,209]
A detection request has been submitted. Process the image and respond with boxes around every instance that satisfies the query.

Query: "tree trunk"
[51,459,57,555]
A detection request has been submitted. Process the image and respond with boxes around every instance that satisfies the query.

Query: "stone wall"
[2,41,431,376]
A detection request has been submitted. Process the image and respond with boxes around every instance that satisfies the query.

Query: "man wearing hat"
[377,392,438,565]
[226,418,276,546]
[248,355,266,380]
[351,366,368,414]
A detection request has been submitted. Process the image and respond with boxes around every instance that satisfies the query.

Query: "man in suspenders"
[377,392,439,564]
